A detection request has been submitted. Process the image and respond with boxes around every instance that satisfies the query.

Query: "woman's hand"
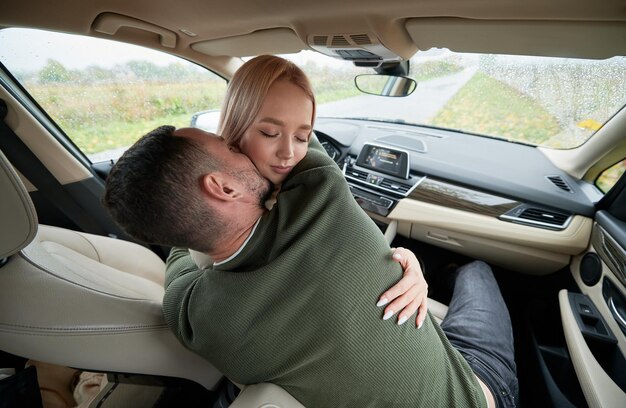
[377,247,428,328]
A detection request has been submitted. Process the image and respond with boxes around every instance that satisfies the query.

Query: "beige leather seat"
[0,148,221,390]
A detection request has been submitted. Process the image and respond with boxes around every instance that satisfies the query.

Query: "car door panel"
[559,288,626,408]
[562,209,626,407]
[0,87,140,242]
[0,86,92,187]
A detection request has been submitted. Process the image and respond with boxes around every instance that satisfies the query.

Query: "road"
[317,67,477,124]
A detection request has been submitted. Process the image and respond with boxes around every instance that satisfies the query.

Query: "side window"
[596,159,626,193]
[0,28,227,162]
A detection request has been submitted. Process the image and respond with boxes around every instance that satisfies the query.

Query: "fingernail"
[383,310,394,320]
[397,316,408,325]
[376,298,389,307]
[418,320,424,329]
[392,253,401,260]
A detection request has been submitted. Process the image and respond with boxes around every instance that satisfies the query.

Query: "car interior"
[1,1,626,407]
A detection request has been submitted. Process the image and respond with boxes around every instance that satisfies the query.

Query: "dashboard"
[314,117,596,274]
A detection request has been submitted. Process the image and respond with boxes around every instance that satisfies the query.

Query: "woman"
[192,55,429,328]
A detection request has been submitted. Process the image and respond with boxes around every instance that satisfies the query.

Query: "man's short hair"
[103,125,225,252]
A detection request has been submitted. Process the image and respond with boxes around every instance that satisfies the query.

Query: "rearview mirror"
[354,74,417,97]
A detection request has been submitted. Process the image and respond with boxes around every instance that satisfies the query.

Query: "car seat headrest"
[0,148,38,259]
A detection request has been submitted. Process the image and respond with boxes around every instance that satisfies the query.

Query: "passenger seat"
[0,147,222,390]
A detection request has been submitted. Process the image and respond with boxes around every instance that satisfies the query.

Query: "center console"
[344,143,422,216]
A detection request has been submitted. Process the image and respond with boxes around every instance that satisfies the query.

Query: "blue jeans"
[440,261,519,408]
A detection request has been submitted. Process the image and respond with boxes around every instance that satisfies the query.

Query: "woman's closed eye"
[260,130,279,138]
[260,129,307,143]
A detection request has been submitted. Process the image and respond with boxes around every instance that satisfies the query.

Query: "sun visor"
[405,18,626,59]
[191,28,306,57]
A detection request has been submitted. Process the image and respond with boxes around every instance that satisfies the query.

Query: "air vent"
[350,34,372,45]
[519,208,569,225]
[546,175,573,193]
[331,35,350,46]
[346,167,369,181]
[312,35,328,46]
[500,205,572,230]
[380,179,411,194]
[344,164,417,198]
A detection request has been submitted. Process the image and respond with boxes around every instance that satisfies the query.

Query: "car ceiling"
[2,0,626,78]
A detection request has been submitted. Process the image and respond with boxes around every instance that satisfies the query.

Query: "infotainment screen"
[355,144,409,179]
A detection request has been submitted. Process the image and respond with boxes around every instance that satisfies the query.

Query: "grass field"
[597,160,626,193]
[28,81,227,154]
[25,67,564,155]
[413,60,463,82]
[27,77,361,155]
[432,72,562,145]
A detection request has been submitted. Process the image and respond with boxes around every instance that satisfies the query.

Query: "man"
[104,125,518,407]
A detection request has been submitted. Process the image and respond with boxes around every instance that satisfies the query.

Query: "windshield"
[1,27,624,155]
[287,50,626,149]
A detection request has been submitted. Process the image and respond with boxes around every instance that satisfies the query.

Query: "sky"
[0,28,182,72]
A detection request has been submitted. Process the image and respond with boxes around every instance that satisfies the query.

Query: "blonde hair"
[219,55,316,147]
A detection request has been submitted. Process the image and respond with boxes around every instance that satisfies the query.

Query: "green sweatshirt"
[163,140,486,407]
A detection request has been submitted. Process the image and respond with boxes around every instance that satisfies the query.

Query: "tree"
[84,65,116,83]
[38,59,71,83]
[126,60,161,80]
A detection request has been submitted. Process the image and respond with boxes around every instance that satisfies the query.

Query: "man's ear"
[201,173,243,201]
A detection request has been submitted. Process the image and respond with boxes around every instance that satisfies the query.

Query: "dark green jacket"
[163,140,485,407]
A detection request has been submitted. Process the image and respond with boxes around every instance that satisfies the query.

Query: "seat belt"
[0,99,107,235]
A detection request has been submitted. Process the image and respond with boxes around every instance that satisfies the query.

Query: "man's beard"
[233,168,274,208]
